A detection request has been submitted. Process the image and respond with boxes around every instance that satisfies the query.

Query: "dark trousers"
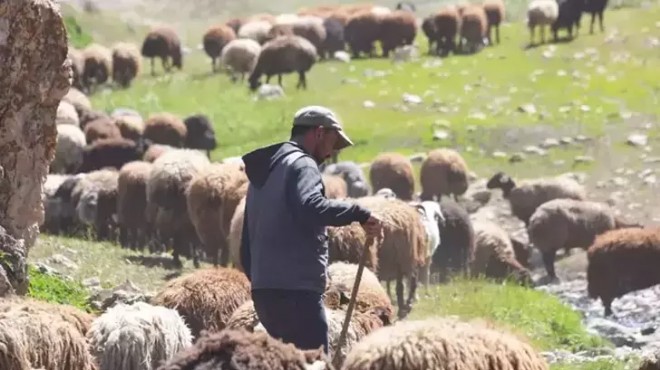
[252,288,329,354]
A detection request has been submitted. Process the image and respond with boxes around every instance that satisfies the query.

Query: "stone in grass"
[574,155,595,164]
[517,103,537,114]
[492,151,507,158]
[524,145,547,156]
[433,130,450,141]
[509,153,525,163]
[402,93,422,105]
[541,138,560,148]
[627,133,648,147]
[363,100,375,108]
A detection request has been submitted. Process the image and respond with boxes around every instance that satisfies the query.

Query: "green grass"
[63,14,93,48]
[27,265,92,312]
[551,357,643,370]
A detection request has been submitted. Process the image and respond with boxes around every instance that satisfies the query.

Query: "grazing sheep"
[587,227,659,316]
[114,113,145,142]
[552,0,584,41]
[203,24,237,72]
[42,174,73,234]
[584,0,608,34]
[459,4,489,53]
[143,143,174,163]
[87,301,193,370]
[186,163,248,266]
[151,267,251,338]
[183,114,217,156]
[344,11,382,58]
[51,124,87,174]
[78,109,110,130]
[220,38,262,82]
[228,195,246,271]
[117,161,153,250]
[369,152,415,201]
[84,116,122,144]
[323,161,370,198]
[321,17,346,59]
[421,15,438,54]
[56,100,80,126]
[410,201,444,290]
[431,198,475,282]
[157,329,331,370]
[73,168,119,241]
[49,174,88,235]
[81,43,112,91]
[144,112,188,148]
[79,137,148,173]
[420,148,469,202]
[483,0,505,44]
[432,5,462,56]
[378,10,417,57]
[112,42,142,87]
[486,171,587,227]
[141,26,183,75]
[248,35,318,91]
[527,0,559,45]
[322,174,348,199]
[341,318,549,370]
[528,198,641,280]
[238,20,274,44]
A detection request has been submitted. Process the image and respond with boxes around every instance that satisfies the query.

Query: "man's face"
[311,127,339,164]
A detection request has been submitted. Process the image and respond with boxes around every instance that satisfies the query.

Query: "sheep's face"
[413,201,444,254]
[486,171,514,191]
[76,191,98,225]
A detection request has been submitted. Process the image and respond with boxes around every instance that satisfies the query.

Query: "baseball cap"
[292,105,354,151]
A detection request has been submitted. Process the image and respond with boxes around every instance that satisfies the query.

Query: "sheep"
[220,38,262,82]
[157,329,331,370]
[147,148,210,267]
[292,16,328,55]
[0,297,95,336]
[143,143,175,163]
[86,301,193,370]
[458,4,489,53]
[79,137,148,173]
[470,219,533,285]
[486,171,587,227]
[62,86,92,113]
[419,148,469,202]
[112,42,142,87]
[81,43,112,91]
[42,174,73,234]
[322,161,370,198]
[51,123,87,174]
[378,10,417,57]
[586,227,660,316]
[421,15,438,54]
[528,198,641,280]
[117,161,153,250]
[344,11,382,58]
[431,5,462,56]
[584,0,608,34]
[322,174,348,199]
[248,35,318,91]
[186,163,248,266]
[144,112,188,148]
[49,174,88,236]
[78,109,111,130]
[72,168,119,241]
[183,114,217,156]
[68,46,84,90]
[369,152,415,201]
[56,100,80,126]
[84,116,122,144]
[114,113,145,142]
[141,26,183,75]
[203,24,237,72]
[151,267,251,338]
[375,188,397,199]
[409,201,443,290]
[228,195,246,271]
[321,17,345,59]
[527,0,559,45]
[483,0,505,44]
[237,20,273,44]
[226,18,244,34]
[341,317,549,370]
[431,198,475,283]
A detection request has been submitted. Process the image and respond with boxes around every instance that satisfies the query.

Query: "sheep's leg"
[211,57,216,73]
[530,26,535,45]
[396,275,406,319]
[598,11,604,32]
[496,25,500,44]
[541,26,546,44]
[150,58,155,76]
[487,25,493,46]
[541,250,558,281]
[119,225,129,248]
[277,74,283,87]
[407,274,418,308]
[590,13,596,34]
[602,297,614,316]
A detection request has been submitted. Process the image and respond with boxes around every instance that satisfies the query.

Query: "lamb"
[459,4,489,53]
[237,20,273,44]
[321,17,345,59]
[483,0,505,44]
[84,116,122,144]
[419,148,469,201]
[183,114,217,156]
[186,163,248,266]
[431,198,475,282]
[527,0,559,45]
[344,11,382,58]
[51,123,87,174]
[141,26,183,75]
[73,168,119,241]
[157,329,331,370]
[147,148,210,267]
[409,201,443,290]
[86,301,193,370]
[203,24,237,72]
[78,137,148,173]
[341,317,549,370]
[117,161,153,250]
[432,5,462,56]
[551,0,584,41]
[144,112,188,148]
[81,43,112,91]
[486,171,587,227]
[369,152,415,201]
[220,38,262,82]
[151,267,251,338]
[112,42,142,87]
[56,100,80,126]
[528,198,641,280]
[378,10,417,57]
[322,161,370,198]
[322,174,348,199]
[248,35,318,91]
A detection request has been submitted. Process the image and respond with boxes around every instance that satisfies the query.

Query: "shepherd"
[239,105,382,355]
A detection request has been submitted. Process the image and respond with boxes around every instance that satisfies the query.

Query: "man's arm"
[239,206,251,281]
[286,156,371,227]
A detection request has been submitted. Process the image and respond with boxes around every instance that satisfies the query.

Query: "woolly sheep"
[143,143,174,163]
[587,227,659,316]
[51,124,86,174]
[369,152,415,201]
[409,201,443,290]
[341,318,549,370]
[344,11,382,58]
[322,174,348,199]
[56,100,80,126]
[483,0,506,44]
[292,16,328,54]
[203,24,237,72]
[248,35,318,91]
[238,20,274,44]
[378,10,417,57]
[151,267,251,338]
[186,163,248,266]
[226,18,244,34]
[322,161,370,198]
[527,0,559,45]
[81,43,112,91]
[112,42,142,87]
[62,87,92,113]
[78,109,111,130]
[86,301,193,370]
[420,148,469,201]
[141,26,183,75]
[459,4,489,53]
[144,112,188,148]
[486,171,587,227]
[0,297,95,336]
[431,198,475,282]
[117,161,153,250]
[584,0,608,34]
[84,116,122,144]
[421,15,437,54]
[183,114,217,156]
[528,198,641,280]
[220,38,262,82]
[73,168,119,240]
[114,113,145,142]
[431,5,462,56]
[49,174,87,236]
[79,137,148,173]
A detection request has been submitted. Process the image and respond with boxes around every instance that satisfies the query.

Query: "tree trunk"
[0,0,72,297]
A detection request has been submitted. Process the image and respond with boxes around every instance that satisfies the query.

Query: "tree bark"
[0,0,72,297]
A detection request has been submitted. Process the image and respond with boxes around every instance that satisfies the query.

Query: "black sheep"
[321,17,345,59]
[584,0,609,34]
[183,114,217,157]
[78,137,149,173]
[431,199,476,282]
[551,0,585,41]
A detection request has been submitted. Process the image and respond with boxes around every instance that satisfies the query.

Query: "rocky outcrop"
[0,0,72,296]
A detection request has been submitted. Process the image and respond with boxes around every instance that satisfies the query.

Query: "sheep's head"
[183,114,217,151]
[510,236,531,268]
[486,171,515,193]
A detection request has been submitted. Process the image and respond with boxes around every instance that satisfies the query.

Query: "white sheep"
[527,0,559,44]
[56,100,80,126]
[220,38,262,82]
[86,301,193,370]
[238,20,273,44]
[51,124,87,174]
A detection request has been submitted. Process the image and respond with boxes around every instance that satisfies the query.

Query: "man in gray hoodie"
[239,105,381,354]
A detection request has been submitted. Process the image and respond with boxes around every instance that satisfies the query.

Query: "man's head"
[290,105,353,164]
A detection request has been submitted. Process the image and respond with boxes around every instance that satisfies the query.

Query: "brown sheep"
[587,227,659,316]
[143,143,174,162]
[292,16,328,54]
[203,24,237,73]
[81,43,112,92]
[225,18,244,34]
[344,10,382,58]
[186,163,248,266]
[144,112,188,148]
[378,10,417,57]
[0,297,95,336]
[83,116,122,144]
[141,26,183,76]
[117,160,153,250]
[431,5,462,56]
[151,267,251,339]
[369,152,415,201]
[322,174,348,199]
[111,42,142,87]
[248,35,318,91]
[113,113,145,142]
[459,4,489,53]
[420,148,469,202]
[483,0,506,44]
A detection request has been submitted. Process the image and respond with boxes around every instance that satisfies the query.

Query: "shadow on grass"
[125,254,181,270]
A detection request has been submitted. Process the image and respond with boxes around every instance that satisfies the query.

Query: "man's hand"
[361,214,383,238]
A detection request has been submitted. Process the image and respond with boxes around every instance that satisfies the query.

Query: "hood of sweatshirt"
[241,141,308,189]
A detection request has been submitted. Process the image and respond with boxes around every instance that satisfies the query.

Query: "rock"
[492,151,507,158]
[612,177,629,187]
[641,327,656,336]
[409,153,426,163]
[33,262,58,276]
[517,104,537,114]
[541,138,560,148]
[523,145,547,156]
[509,153,525,163]
[48,254,78,270]
[469,112,487,120]
[341,78,359,85]
[644,175,657,186]
[560,137,574,145]
[402,93,422,105]
[575,135,589,142]
[333,51,351,63]
[0,227,28,297]
[574,155,595,164]
[83,276,101,288]
[433,130,450,141]
[256,84,285,100]
[88,279,152,311]
[363,100,375,108]
[628,134,649,147]
[588,319,640,348]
